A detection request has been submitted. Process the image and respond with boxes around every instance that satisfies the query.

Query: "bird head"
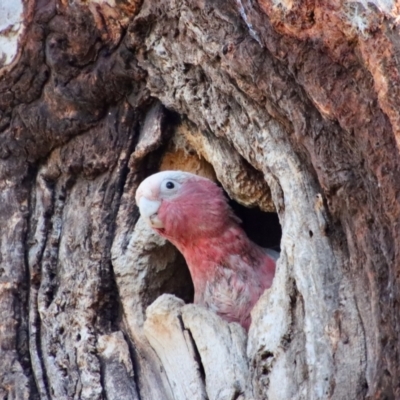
[135,170,239,242]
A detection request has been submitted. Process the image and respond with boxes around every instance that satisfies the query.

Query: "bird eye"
[160,178,180,196]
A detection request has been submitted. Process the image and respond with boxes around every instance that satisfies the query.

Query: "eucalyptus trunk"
[1,0,400,399]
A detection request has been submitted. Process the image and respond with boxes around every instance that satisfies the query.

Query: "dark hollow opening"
[229,200,282,252]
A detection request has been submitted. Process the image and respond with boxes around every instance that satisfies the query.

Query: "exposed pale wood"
[144,295,207,400]
[144,294,249,400]
[176,120,275,211]
[181,304,249,400]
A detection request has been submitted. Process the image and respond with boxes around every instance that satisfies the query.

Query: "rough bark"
[1,0,400,399]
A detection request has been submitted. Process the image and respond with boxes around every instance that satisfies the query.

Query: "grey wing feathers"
[264,247,280,261]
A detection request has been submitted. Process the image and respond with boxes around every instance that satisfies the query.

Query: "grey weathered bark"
[1,0,400,399]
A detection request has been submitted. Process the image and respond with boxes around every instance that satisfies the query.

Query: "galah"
[135,170,278,330]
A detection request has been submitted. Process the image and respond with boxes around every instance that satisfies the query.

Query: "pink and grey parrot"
[135,170,278,330]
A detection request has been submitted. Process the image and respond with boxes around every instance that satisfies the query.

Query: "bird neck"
[167,223,266,285]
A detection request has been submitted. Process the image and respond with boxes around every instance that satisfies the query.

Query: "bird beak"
[138,197,164,228]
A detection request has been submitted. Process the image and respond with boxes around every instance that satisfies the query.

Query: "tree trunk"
[1,0,400,399]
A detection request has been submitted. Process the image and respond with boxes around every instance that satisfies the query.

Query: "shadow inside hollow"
[229,200,282,251]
